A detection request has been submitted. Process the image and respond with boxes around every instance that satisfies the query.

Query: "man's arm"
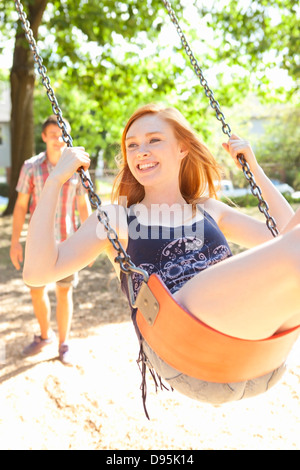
[10,192,30,270]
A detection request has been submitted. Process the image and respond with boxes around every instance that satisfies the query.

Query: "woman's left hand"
[222,134,258,171]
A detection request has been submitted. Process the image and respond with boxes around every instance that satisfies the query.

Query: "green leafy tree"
[0,0,170,214]
[254,107,300,188]
[2,0,299,214]
[197,0,299,96]
[32,55,191,169]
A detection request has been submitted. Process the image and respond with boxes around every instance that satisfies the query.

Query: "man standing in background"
[10,115,92,365]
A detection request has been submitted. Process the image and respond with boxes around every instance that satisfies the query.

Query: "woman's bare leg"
[174,224,300,341]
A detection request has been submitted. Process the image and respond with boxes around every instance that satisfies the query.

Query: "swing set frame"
[14,0,300,384]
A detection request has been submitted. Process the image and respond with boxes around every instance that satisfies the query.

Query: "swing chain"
[237,157,278,236]
[162,0,231,137]
[162,0,279,238]
[13,0,143,278]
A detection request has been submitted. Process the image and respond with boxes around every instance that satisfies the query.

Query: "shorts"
[26,272,79,290]
[141,339,287,405]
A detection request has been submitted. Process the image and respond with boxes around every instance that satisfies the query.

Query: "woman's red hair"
[111,103,222,206]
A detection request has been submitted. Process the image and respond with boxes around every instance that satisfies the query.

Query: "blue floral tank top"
[120,205,232,334]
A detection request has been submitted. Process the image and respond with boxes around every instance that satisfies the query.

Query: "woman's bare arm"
[23,146,112,286]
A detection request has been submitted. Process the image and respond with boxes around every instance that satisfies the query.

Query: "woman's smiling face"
[125,114,187,189]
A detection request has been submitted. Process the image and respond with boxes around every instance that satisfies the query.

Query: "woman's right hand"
[222,135,258,172]
[50,147,91,185]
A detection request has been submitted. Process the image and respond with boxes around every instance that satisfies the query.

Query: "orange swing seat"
[136,274,300,383]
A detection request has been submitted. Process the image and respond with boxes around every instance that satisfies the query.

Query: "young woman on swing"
[23,103,300,408]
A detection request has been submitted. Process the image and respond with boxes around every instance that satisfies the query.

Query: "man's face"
[42,124,67,161]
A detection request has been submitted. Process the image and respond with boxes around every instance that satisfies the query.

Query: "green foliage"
[197,0,299,98]
[221,192,300,208]
[29,1,217,166]
[221,194,259,208]
[0,69,9,80]
[285,193,300,204]
[2,0,300,173]
[254,106,300,188]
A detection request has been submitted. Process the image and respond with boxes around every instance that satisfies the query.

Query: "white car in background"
[271,179,295,196]
[218,180,251,198]
[291,191,300,200]
[217,179,298,200]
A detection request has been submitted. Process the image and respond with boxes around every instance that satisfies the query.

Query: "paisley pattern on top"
[121,207,232,304]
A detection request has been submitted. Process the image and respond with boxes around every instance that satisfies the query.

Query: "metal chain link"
[13,0,142,276]
[162,0,279,237]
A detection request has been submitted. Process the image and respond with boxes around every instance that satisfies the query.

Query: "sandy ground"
[0,214,299,450]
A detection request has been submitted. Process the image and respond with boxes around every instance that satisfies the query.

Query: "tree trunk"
[3,0,48,216]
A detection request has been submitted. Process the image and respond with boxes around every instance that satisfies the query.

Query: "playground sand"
[0,215,299,450]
